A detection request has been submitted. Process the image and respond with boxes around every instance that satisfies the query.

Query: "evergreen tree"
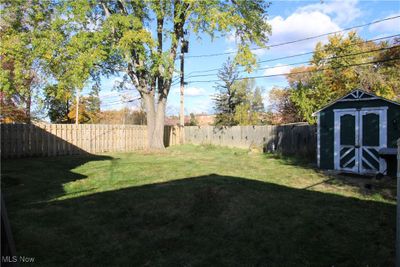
[213,58,240,126]
[252,87,265,113]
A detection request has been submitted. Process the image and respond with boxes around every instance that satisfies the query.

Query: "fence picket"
[1,123,316,159]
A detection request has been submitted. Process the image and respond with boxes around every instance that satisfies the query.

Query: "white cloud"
[190,97,213,114]
[225,32,238,44]
[224,0,362,58]
[298,0,361,25]
[268,11,341,54]
[369,13,400,34]
[172,86,207,97]
[263,64,293,77]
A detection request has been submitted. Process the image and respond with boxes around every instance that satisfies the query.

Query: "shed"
[313,89,400,176]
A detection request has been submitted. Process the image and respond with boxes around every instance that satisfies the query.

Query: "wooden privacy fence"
[1,123,315,159]
[184,124,317,158]
[1,123,150,158]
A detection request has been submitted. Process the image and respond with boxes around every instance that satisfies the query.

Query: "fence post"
[397,138,400,267]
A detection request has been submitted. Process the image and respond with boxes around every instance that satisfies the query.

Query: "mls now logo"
[1,256,17,263]
[2,255,35,263]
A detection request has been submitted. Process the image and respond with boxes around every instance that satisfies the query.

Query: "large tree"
[59,0,271,149]
[0,0,53,122]
[286,32,400,123]
[1,0,104,123]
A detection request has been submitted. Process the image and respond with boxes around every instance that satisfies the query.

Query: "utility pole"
[179,39,185,129]
[179,35,188,144]
[75,90,80,125]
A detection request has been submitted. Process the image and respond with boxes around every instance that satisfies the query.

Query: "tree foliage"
[67,87,101,124]
[56,0,271,148]
[97,108,147,125]
[271,32,400,124]
[213,58,240,125]
[1,0,271,148]
[0,0,54,122]
[213,58,265,126]
[44,84,74,124]
[267,87,301,125]
[232,78,264,125]
[187,113,198,126]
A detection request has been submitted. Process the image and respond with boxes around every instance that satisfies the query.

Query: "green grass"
[2,145,396,266]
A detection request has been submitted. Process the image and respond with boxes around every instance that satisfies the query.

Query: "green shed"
[314,89,400,176]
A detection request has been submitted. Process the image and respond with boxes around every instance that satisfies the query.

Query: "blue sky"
[92,0,400,115]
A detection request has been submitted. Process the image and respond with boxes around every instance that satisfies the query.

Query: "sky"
[91,0,400,115]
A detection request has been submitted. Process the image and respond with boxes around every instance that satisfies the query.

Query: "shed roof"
[312,89,400,116]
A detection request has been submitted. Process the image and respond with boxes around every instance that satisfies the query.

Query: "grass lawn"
[2,144,396,266]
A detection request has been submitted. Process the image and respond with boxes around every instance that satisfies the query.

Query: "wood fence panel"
[1,124,149,159]
[2,123,316,159]
[184,124,316,159]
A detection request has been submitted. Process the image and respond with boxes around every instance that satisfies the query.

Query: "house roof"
[312,89,400,116]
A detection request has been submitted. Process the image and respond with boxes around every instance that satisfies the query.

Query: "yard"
[2,145,396,266]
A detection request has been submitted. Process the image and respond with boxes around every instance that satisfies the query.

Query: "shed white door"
[334,107,387,174]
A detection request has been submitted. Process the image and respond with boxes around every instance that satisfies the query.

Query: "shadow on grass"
[264,153,396,202]
[324,173,397,202]
[2,170,395,266]
[1,154,114,206]
[264,152,316,169]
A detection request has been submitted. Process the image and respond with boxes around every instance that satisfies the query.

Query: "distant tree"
[267,87,302,124]
[85,85,101,123]
[98,108,147,125]
[187,113,198,126]
[213,59,265,126]
[67,87,101,124]
[126,109,147,125]
[234,103,258,125]
[213,58,240,126]
[231,78,264,125]
[372,37,400,99]
[44,84,74,123]
[252,87,265,113]
[0,92,27,123]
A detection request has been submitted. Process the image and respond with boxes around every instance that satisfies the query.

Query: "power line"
[172,34,399,83]
[186,57,400,84]
[183,45,400,79]
[128,32,400,88]
[185,15,400,58]
[101,97,141,107]
[185,34,400,76]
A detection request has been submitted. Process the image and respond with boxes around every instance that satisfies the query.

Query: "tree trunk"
[143,94,166,150]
